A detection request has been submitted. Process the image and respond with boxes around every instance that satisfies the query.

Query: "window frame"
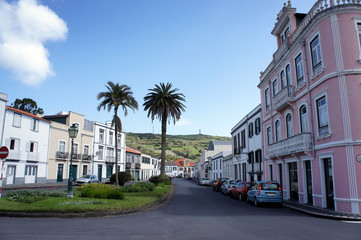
[310,35,323,74]
[286,64,292,86]
[265,88,270,111]
[255,118,261,135]
[354,19,361,61]
[266,126,272,145]
[285,113,293,138]
[275,120,281,142]
[248,122,254,138]
[316,95,330,136]
[273,79,278,96]
[31,118,39,132]
[299,104,309,133]
[295,53,305,87]
[13,112,22,128]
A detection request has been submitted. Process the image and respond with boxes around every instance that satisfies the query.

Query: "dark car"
[212,177,229,192]
[230,182,254,200]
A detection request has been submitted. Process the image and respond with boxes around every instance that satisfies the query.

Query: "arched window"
[280,70,286,89]
[286,113,293,138]
[299,105,308,133]
[286,64,291,86]
[275,120,281,142]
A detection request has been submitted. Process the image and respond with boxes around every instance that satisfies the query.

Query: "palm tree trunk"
[161,113,167,175]
[114,109,119,186]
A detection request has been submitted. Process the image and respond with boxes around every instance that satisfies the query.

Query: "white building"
[165,161,178,178]
[211,151,232,181]
[140,152,153,181]
[2,106,50,185]
[92,121,126,181]
[222,153,234,179]
[231,104,263,182]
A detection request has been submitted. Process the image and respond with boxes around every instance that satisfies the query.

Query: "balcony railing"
[135,163,141,169]
[27,152,39,161]
[126,162,132,169]
[246,162,263,173]
[56,151,68,159]
[273,85,295,111]
[105,156,115,163]
[268,132,312,158]
[71,153,81,160]
[8,150,21,160]
[82,154,92,161]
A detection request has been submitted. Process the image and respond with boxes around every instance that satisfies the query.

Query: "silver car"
[221,179,238,196]
[198,178,211,186]
[76,175,100,185]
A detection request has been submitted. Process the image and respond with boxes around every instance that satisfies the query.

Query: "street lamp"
[67,123,78,198]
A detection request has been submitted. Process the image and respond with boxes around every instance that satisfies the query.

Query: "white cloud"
[0,0,68,86]
[175,118,192,127]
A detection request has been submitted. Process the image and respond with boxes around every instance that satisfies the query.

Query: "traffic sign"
[0,146,9,159]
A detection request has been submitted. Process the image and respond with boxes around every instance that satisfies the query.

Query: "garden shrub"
[120,182,155,193]
[6,189,66,203]
[109,172,131,186]
[149,174,172,186]
[76,184,124,200]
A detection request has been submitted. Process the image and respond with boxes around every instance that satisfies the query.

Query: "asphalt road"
[0,178,360,240]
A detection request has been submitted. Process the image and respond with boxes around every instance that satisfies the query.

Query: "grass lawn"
[0,185,171,213]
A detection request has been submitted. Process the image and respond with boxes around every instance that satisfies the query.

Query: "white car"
[76,175,100,185]
[199,178,211,186]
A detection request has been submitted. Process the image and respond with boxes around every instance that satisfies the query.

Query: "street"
[0,178,360,240]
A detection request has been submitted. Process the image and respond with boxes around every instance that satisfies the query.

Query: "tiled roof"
[126,146,141,155]
[173,158,195,167]
[6,106,50,123]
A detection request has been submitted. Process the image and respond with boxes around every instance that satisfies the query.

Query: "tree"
[143,82,186,175]
[97,82,138,186]
[12,98,44,115]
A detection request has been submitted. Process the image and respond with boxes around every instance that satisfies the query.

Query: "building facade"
[258,1,361,214]
[44,111,93,183]
[173,158,194,178]
[211,151,232,181]
[126,147,141,181]
[222,153,234,180]
[2,106,50,186]
[231,105,263,182]
[92,121,126,181]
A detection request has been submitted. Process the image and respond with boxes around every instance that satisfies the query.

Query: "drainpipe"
[301,40,316,158]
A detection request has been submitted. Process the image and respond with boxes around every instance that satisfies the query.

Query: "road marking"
[342,221,361,224]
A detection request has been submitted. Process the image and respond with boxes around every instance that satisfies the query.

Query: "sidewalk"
[283,200,361,221]
[2,182,67,191]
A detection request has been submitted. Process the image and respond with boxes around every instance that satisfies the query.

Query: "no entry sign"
[0,146,9,159]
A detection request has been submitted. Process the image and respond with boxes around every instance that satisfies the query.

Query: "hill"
[125,133,231,162]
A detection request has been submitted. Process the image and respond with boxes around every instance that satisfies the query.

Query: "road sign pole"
[0,159,4,198]
[0,146,9,199]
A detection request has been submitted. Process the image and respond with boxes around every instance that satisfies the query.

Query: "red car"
[212,177,229,192]
[230,181,254,200]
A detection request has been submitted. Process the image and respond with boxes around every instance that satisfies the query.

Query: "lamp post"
[67,123,78,198]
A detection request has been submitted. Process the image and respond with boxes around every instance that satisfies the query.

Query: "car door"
[248,183,258,201]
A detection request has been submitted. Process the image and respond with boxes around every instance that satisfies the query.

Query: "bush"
[76,184,124,200]
[149,174,172,186]
[6,189,66,203]
[120,182,155,193]
[110,172,131,186]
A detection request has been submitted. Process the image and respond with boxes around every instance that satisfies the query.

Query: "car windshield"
[201,178,209,181]
[261,183,280,190]
[80,175,92,179]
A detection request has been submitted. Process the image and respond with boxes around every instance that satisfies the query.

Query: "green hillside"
[125,133,231,162]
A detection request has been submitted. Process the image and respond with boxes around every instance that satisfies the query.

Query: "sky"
[0,0,317,137]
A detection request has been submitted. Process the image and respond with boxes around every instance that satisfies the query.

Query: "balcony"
[246,162,263,174]
[82,154,92,161]
[135,163,141,169]
[268,133,312,158]
[8,150,21,160]
[71,153,81,160]
[56,151,68,159]
[126,162,132,169]
[273,39,289,63]
[27,152,39,161]
[273,85,295,111]
[105,156,115,163]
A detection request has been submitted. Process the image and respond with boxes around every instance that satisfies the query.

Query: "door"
[106,166,113,178]
[24,166,37,184]
[324,158,334,210]
[305,161,313,205]
[134,170,139,181]
[57,164,63,182]
[98,165,102,181]
[71,165,77,181]
[278,164,283,190]
[288,162,298,202]
[6,165,16,184]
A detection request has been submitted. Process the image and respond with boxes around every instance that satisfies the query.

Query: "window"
[248,151,254,164]
[273,79,278,96]
[310,35,322,73]
[299,105,309,133]
[255,118,261,135]
[59,141,65,152]
[265,88,270,111]
[295,53,304,86]
[281,27,290,43]
[98,146,103,160]
[31,119,39,131]
[99,129,104,143]
[29,142,38,152]
[233,136,238,154]
[84,145,89,156]
[255,150,262,163]
[267,127,272,145]
[275,120,281,142]
[286,64,291,86]
[117,134,121,148]
[356,22,361,59]
[316,96,329,135]
[280,70,286,89]
[248,122,254,138]
[237,133,241,153]
[109,132,113,145]
[83,165,88,176]
[9,138,19,150]
[142,157,150,164]
[269,164,273,181]
[286,113,293,138]
[25,166,37,176]
[13,113,21,127]
[241,130,246,148]
[73,143,78,154]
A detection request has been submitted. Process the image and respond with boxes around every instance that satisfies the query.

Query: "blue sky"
[0,0,316,137]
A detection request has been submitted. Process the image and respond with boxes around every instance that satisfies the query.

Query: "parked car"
[221,179,238,196]
[247,181,283,207]
[76,175,100,185]
[213,177,229,191]
[230,182,254,200]
[199,178,211,186]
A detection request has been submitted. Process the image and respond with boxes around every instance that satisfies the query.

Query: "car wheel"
[254,198,259,207]
[246,196,250,204]
[238,194,242,201]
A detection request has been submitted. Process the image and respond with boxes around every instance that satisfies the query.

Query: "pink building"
[258,0,361,214]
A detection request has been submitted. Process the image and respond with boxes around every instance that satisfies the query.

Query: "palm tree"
[97,82,138,186]
[143,82,186,175]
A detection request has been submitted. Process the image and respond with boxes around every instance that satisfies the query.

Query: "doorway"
[98,165,103,182]
[6,165,16,184]
[71,165,77,181]
[288,162,298,202]
[305,161,313,205]
[323,158,334,210]
[57,164,64,182]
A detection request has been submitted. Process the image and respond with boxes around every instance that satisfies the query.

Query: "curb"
[283,203,361,221]
[0,184,175,218]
